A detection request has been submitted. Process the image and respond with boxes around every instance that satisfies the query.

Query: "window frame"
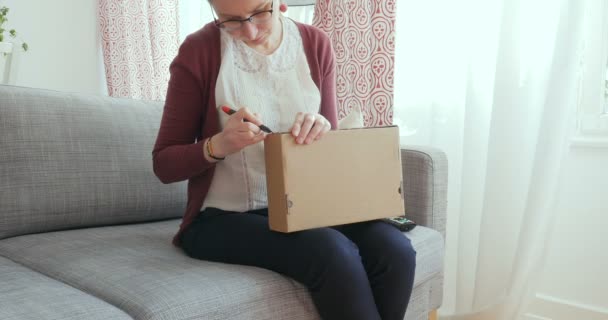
[572,1,608,147]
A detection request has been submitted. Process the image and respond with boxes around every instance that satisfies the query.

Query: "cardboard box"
[264,126,404,232]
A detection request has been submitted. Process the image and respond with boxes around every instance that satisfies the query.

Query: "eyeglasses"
[211,1,274,32]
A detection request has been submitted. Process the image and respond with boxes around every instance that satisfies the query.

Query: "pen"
[221,106,273,133]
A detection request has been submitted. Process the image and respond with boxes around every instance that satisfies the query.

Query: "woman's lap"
[180,208,414,279]
[180,208,416,320]
[181,209,355,272]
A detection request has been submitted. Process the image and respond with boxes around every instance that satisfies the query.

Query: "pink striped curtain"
[98,0,179,101]
[313,0,396,126]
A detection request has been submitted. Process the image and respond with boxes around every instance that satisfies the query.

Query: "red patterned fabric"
[98,0,179,101]
[313,0,396,126]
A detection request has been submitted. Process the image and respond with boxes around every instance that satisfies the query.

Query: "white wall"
[2,0,106,95]
[179,0,214,42]
[4,1,306,95]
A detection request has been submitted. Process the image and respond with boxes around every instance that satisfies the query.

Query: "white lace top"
[201,17,321,212]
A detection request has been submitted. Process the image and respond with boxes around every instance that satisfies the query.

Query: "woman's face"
[211,0,278,47]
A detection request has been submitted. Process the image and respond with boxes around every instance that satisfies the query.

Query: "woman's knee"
[293,228,364,288]
[391,236,416,272]
[366,223,417,270]
[301,228,361,265]
[357,223,417,275]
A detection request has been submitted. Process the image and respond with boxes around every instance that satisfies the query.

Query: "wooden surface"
[429,309,438,320]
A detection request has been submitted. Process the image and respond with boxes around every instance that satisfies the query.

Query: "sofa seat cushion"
[0,219,444,320]
[0,220,318,320]
[0,256,132,320]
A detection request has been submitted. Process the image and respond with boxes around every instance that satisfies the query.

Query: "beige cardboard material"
[264,126,404,232]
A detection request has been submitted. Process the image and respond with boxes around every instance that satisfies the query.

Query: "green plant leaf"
[0,6,28,54]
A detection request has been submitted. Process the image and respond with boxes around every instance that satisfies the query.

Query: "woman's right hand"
[210,107,267,159]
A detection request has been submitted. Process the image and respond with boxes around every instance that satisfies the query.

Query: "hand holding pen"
[221,106,272,133]
[206,106,269,160]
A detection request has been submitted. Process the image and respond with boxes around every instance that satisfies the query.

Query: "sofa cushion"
[0,220,318,320]
[0,256,132,320]
[0,85,187,240]
[0,219,443,320]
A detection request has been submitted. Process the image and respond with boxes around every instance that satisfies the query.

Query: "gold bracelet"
[206,136,225,161]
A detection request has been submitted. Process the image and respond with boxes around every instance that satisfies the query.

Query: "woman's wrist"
[204,134,226,162]
[211,133,228,158]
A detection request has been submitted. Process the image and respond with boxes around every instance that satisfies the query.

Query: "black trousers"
[181,208,416,320]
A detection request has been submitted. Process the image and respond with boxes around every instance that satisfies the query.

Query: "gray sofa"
[0,85,447,320]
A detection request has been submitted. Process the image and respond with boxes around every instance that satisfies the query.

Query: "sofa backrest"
[0,85,187,240]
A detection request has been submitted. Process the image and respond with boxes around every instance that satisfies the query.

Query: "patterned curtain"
[98,0,179,101]
[313,0,396,127]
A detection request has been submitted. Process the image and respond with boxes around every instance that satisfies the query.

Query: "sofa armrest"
[400,146,448,238]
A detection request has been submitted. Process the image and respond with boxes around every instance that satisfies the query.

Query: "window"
[604,58,608,115]
[572,1,608,146]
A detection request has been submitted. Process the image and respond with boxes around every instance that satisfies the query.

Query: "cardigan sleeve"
[319,33,338,130]
[309,25,338,129]
[152,37,214,184]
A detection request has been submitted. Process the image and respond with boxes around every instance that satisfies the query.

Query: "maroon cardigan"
[152,21,338,246]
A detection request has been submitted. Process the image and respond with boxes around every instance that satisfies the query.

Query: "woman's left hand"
[290,112,331,145]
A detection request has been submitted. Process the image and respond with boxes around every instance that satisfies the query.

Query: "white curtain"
[394,0,586,319]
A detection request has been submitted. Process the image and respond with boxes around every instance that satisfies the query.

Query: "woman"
[152,0,416,319]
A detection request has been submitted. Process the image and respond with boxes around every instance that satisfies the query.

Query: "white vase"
[0,42,14,85]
